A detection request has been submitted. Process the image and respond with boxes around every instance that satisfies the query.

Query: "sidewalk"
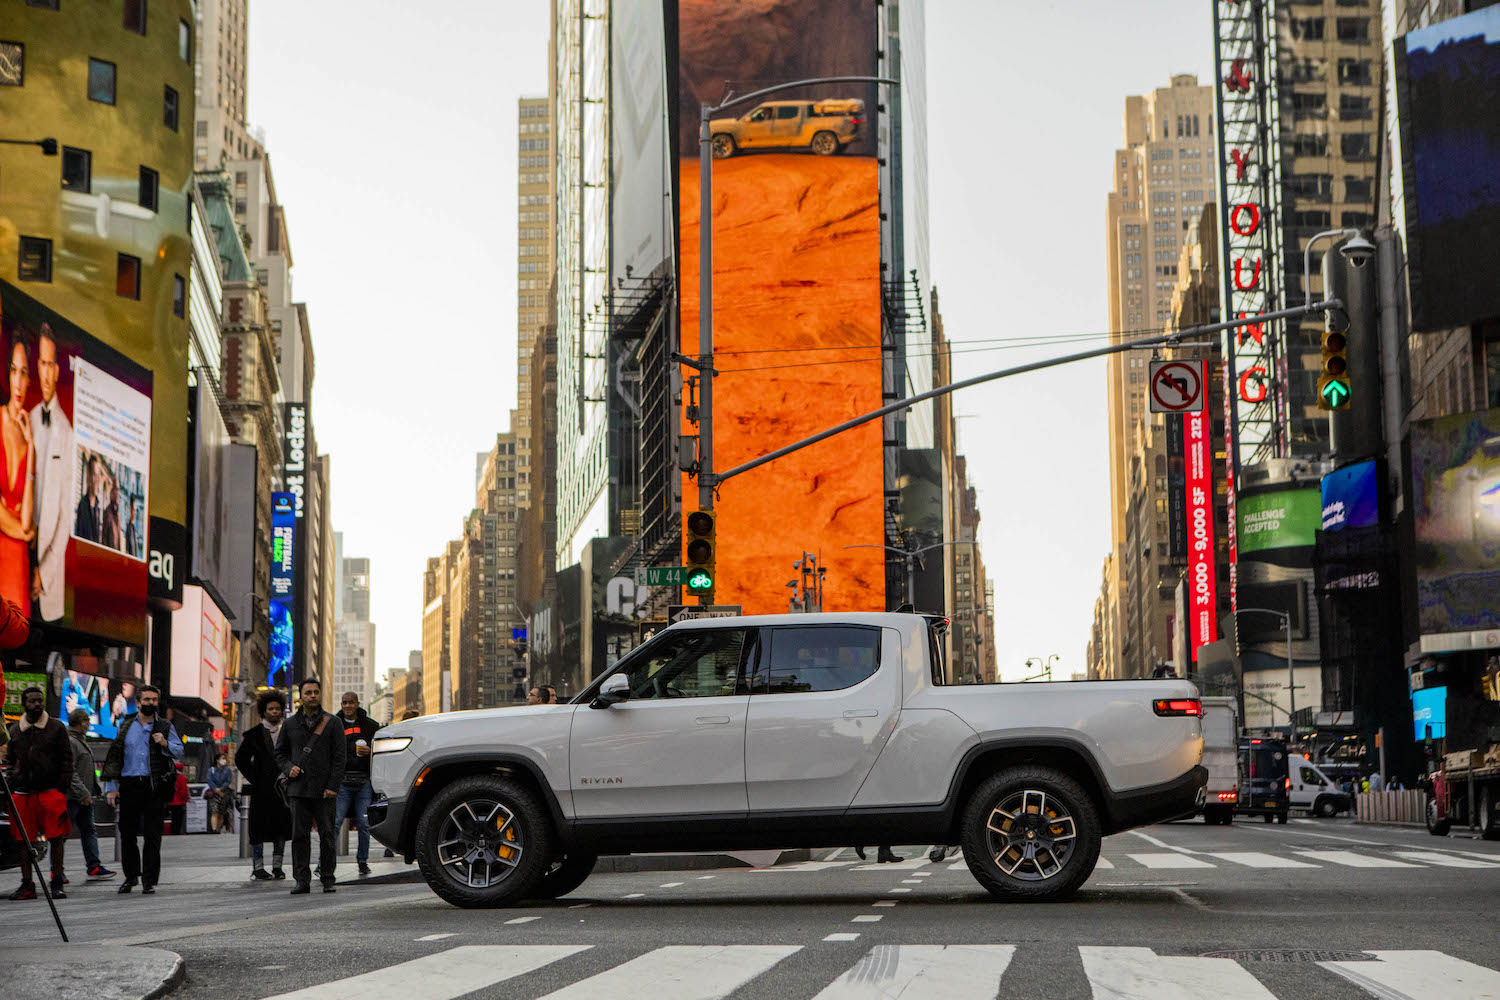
[95,829,415,889]
[1,945,183,1000]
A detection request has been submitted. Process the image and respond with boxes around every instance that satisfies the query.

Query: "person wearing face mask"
[206,752,234,834]
[3,686,73,901]
[100,684,183,895]
[236,690,292,881]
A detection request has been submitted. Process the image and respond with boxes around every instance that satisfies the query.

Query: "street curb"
[143,954,186,1000]
[0,945,185,1000]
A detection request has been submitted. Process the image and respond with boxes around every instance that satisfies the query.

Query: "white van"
[1289,758,1353,817]
[1199,697,1240,824]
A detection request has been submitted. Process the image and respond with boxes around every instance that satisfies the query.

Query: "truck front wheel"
[414,774,553,908]
[959,765,1101,902]
[711,134,737,159]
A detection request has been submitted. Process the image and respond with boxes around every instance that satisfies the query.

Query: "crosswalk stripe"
[262,945,590,1000]
[812,945,1016,999]
[756,861,860,873]
[1295,850,1422,868]
[1320,950,1500,1000]
[1080,946,1277,999]
[1127,853,1217,869]
[535,945,801,1000]
[1207,852,1320,869]
[1094,857,1115,869]
[1392,851,1500,868]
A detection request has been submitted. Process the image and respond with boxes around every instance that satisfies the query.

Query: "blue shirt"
[104,716,183,793]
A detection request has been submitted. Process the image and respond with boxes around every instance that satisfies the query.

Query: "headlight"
[371,737,412,754]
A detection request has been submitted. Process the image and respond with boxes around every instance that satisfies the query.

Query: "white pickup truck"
[368,613,1206,908]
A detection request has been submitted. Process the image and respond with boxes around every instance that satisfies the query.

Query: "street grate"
[1200,950,1375,963]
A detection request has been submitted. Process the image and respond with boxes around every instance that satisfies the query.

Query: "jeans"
[290,796,337,887]
[251,839,286,870]
[117,777,165,885]
[66,799,103,871]
[334,781,373,863]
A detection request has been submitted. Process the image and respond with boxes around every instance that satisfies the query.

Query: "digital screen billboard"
[0,280,152,646]
[170,584,228,707]
[1183,378,1218,661]
[1411,409,1500,636]
[1321,460,1379,533]
[1412,684,1447,741]
[1395,7,1500,331]
[190,383,234,607]
[269,492,296,689]
[677,0,886,613]
[1237,488,1321,554]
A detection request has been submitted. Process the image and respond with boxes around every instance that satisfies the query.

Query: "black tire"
[415,774,553,909]
[1426,795,1451,836]
[528,852,598,900]
[1480,787,1499,842]
[959,765,1101,902]
[1220,810,1235,826]
[1276,811,1288,825]
[1201,807,1217,825]
[1314,797,1333,818]
[1263,813,1274,824]
[711,134,736,159]
[810,130,839,156]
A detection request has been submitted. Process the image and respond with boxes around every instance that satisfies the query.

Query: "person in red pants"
[4,687,74,900]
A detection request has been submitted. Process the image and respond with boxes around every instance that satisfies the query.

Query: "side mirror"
[590,674,630,710]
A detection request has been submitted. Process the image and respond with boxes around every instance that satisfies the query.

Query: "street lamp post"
[1233,607,1298,742]
[0,137,58,155]
[842,538,976,610]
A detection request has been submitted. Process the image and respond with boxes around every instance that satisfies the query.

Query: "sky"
[247,0,1214,684]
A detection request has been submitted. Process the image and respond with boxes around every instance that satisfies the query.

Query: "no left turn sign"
[1149,360,1204,413]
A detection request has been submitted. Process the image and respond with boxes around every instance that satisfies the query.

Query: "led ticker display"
[1183,362,1218,662]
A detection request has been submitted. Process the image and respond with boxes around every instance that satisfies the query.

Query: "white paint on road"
[812,944,1016,999]
[623,892,646,898]
[872,901,898,907]
[505,916,542,925]
[823,933,861,942]
[1080,946,1277,999]
[1127,853,1217,869]
[659,882,685,888]
[535,945,800,1000]
[851,915,882,923]
[1392,851,1500,868]
[757,861,862,873]
[1294,850,1421,868]
[1320,950,1500,1000]
[1206,852,1319,869]
[901,879,923,884]
[414,934,456,941]
[1094,857,1115,869]
[261,945,590,1000]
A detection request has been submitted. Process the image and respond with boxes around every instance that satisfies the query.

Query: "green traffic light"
[1321,379,1350,406]
[687,570,713,591]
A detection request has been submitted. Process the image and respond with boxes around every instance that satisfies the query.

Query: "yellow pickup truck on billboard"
[709,99,865,158]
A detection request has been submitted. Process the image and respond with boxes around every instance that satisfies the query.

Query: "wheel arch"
[400,753,570,859]
[945,738,1111,840]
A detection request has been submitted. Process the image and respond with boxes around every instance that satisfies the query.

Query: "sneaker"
[49,881,66,900]
[8,885,36,901]
[141,884,156,895]
[271,867,287,880]
[251,868,273,881]
[357,862,371,876]
[62,876,70,885]
[289,883,311,895]
[88,866,117,880]
[117,880,136,894]
[322,882,337,894]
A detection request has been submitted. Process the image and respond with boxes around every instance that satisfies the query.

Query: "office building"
[191,0,260,170]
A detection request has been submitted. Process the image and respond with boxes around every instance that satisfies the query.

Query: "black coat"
[235,724,292,842]
[273,710,346,799]
[4,716,74,795]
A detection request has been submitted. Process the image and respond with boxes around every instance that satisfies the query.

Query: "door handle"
[695,716,731,725]
[842,709,879,719]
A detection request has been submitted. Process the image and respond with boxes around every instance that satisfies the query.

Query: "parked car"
[370,613,1207,908]
[709,99,865,158]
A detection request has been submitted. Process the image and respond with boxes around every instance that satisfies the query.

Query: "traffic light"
[684,509,716,594]
[1317,329,1350,410]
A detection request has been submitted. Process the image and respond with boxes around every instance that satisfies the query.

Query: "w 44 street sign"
[636,565,687,587]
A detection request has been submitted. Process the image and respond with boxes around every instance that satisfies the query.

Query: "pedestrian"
[4,686,73,900]
[167,762,190,835]
[236,690,292,881]
[206,752,234,833]
[333,692,380,876]
[853,846,903,863]
[101,683,183,895]
[275,678,346,895]
[64,708,114,882]
[1360,776,1370,794]
[1369,771,1385,793]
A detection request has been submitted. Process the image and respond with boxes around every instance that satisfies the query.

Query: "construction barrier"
[1355,789,1425,825]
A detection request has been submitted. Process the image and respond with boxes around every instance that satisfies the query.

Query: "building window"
[0,41,23,87]
[1339,95,1373,121]
[1340,133,1372,161]
[1292,133,1328,157]
[162,84,180,131]
[61,146,91,192]
[1291,91,1327,118]
[18,237,52,282]
[88,58,116,104]
[116,254,141,299]
[1337,59,1373,85]
[1336,17,1370,41]
[138,166,159,211]
[172,273,186,317]
[178,19,191,61]
[124,0,147,34]
[1344,176,1372,202]
[26,0,59,8]
[1293,17,1325,39]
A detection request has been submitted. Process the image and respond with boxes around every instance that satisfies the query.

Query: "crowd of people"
[2,680,384,900]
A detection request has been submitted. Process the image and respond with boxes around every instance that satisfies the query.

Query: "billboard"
[1184,373,1218,661]
[282,403,308,520]
[170,584,228,707]
[190,382,235,605]
[677,0,886,612]
[269,492,296,689]
[225,443,258,631]
[55,663,137,739]
[1412,685,1447,741]
[1237,488,1320,554]
[612,0,671,285]
[0,280,152,645]
[1321,460,1379,533]
[1411,409,1500,636]
[1395,7,1500,331]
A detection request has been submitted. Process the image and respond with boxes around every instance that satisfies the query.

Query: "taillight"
[1284,777,1291,790]
[849,117,864,125]
[1153,698,1203,717]
[1217,791,1238,802]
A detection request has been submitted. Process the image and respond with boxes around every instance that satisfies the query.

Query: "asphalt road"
[11,817,1499,1000]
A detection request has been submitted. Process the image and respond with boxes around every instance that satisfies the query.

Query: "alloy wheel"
[985,788,1077,881]
[435,798,523,889]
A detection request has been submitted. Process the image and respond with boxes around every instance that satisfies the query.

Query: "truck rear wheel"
[810,130,839,156]
[1425,795,1451,837]
[415,774,553,908]
[959,765,1101,902]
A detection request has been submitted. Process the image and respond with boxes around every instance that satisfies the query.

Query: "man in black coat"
[4,687,74,900]
[274,678,346,894]
[235,689,293,880]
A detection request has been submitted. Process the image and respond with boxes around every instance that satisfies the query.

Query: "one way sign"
[1148,360,1204,413]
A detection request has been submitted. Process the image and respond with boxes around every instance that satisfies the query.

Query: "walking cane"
[0,768,69,942]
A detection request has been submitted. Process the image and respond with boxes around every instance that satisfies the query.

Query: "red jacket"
[170,771,190,807]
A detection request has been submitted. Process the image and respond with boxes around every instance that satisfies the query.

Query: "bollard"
[239,792,250,859]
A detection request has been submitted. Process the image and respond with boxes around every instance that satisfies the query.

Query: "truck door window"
[775,105,800,119]
[748,107,770,122]
[755,626,880,694]
[1300,766,1325,787]
[615,629,747,700]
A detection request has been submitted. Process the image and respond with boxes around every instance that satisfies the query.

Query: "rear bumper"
[1105,765,1209,832]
